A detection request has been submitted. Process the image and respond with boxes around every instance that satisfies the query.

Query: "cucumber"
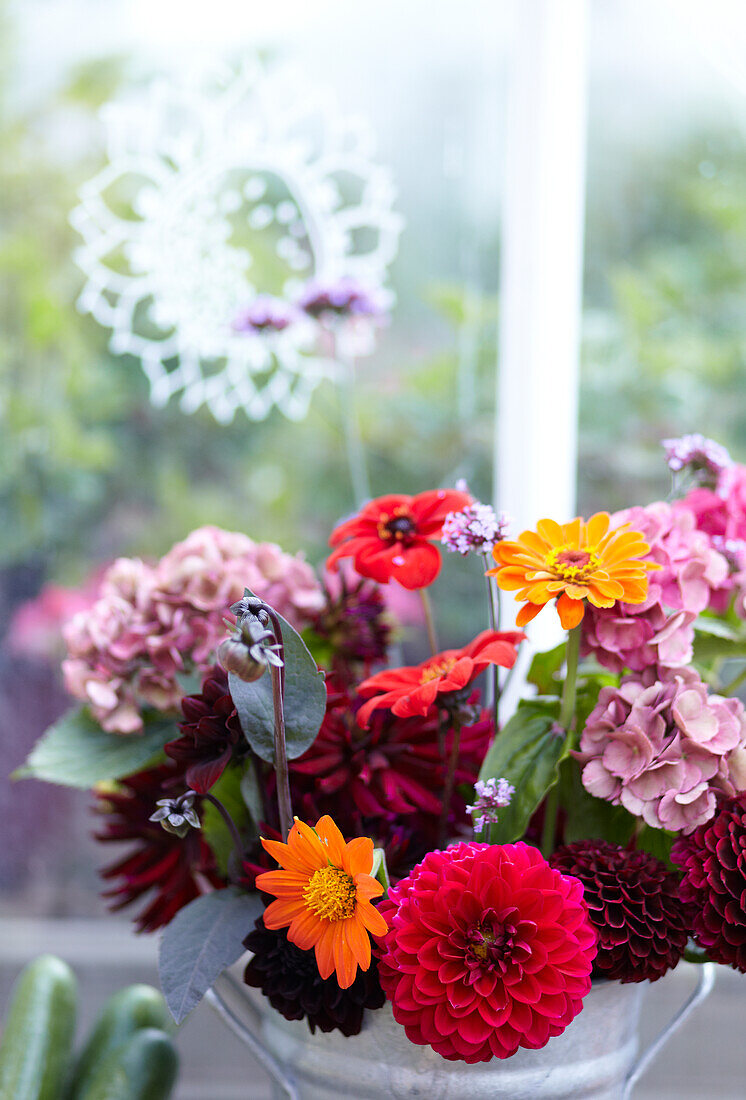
[0,954,77,1100]
[76,1029,178,1100]
[67,985,172,1099]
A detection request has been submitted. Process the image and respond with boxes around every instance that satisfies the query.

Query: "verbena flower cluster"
[62,526,322,733]
[442,502,511,556]
[662,433,732,479]
[579,667,746,832]
[466,777,514,832]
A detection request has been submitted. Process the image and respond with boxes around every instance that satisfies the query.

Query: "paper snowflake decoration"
[71,63,403,423]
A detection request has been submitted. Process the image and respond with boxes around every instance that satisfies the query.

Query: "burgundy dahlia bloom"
[243,914,385,1035]
[550,841,689,983]
[94,764,224,932]
[672,795,746,973]
[376,842,596,1063]
[311,573,390,677]
[290,680,492,825]
[165,667,243,793]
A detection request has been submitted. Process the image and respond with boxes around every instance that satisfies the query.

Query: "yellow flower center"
[420,656,458,684]
[546,545,600,581]
[303,865,357,922]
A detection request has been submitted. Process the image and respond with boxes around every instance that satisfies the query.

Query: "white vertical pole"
[495,0,590,686]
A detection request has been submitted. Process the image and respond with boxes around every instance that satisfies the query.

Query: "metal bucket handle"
[207,963,718,1100]
[206,973,300,1100]
[622,962,717,1099]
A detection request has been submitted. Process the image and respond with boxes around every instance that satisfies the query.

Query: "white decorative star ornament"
[71,63,403,423]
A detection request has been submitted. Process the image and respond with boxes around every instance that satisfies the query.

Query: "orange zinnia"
[255,815,388,989]
[488,512,659,630]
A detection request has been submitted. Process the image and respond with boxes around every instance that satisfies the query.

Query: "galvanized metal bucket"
[208,963,715,1100]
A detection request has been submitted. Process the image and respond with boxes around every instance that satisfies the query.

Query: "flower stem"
[338,350,371,507]
[262,609,293,840]
[201,792,246,869]
[419,588,439,656]
[540,623,581,859]
[438,718,462,848]
[482,553,501,720]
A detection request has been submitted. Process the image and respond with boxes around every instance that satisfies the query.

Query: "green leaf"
[13,708,176,788]
[693,618,746,662]
[526,644,566,696]
[159,887,263,1024]
[228,595,326,763]
[239,760,265,828]
[201,766,255,877]
[559,760,636,846]
[635,824,676,869]
[478,702,564,844]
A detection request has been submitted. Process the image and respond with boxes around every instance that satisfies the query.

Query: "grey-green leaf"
[158,888,263,1025]
[478,704,564,844]
[13,708,176,788]
[228,599,326,763]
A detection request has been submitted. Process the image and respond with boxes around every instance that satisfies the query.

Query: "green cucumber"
[76,1029,178,1100]
[0,954,77,1100]
[67,985,172,1099]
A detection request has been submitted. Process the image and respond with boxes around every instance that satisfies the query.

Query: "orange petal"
[260,836,310,874]
[536,518,564,545]
[287,908,324,952]
[333,926,357,989]
[314,922,337,980]
[344,836,375,877]
[516,601,544,627]
[585,512,610,543]
[289,818,328,870]
[314,815,347,866]
[261,896,307,929]
[358,900,389,938]
[345,917,372,970]
[252,870,309,896]
[556,592,585,629]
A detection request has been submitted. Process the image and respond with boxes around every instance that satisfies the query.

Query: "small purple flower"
[662,434,732,483]
[466,777,514,832]
[442,502,511,557]
[233,295,300,334]
[298,276,386,323]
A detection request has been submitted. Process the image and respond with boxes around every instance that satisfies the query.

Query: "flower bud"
[150,792,200,838]
[217,637,267,682]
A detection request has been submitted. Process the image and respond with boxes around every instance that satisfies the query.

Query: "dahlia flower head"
[581,501,728,673]
[376,841,596,1064]
[62,526,323,734]
[579,667,746,833]
[672,795,746,973]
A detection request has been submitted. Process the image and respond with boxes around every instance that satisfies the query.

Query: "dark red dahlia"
[243,914,385,1035]
[95,763,224,932]
[376,841,596,1063]
[672,795,746,973]
[550,841,689,983]
[289,679,492,825]
[165,667,243,793]
[310,574,390,676]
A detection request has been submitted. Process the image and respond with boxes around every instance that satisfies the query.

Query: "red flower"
[327,489,471,590]
[165,666,243,794]
[672,795,746,973]
[356,629,524,728]
[376,841,597,1063]
[94,764,224,932]
[290,678,493,820]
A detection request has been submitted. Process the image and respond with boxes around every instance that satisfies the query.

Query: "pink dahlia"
[579,668,746,833]
[62,526,323,734]
[375,842,596,1063]
[581,502,727,673]
[672,795,746,973]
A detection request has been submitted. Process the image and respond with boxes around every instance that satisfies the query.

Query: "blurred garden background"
[2,0,746,920]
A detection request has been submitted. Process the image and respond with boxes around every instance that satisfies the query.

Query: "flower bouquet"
[17,437,746,1098]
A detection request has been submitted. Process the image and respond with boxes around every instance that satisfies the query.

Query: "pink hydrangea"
[581,502,728,673]
[62,526,323,734]
[678,463,746,615]
[579,668,746,833]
